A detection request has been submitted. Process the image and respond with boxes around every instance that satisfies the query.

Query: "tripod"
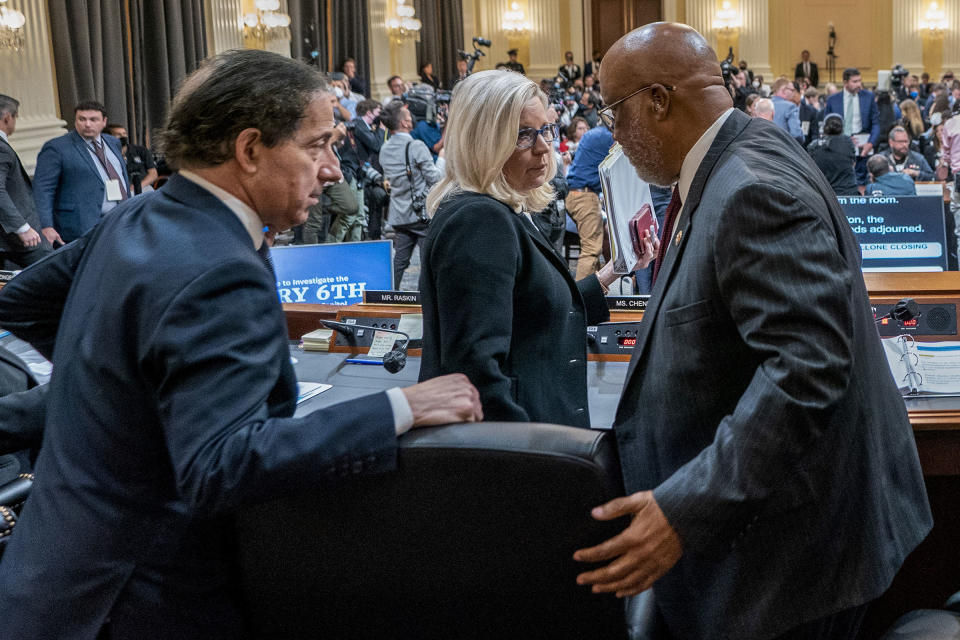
[826,25,837,84]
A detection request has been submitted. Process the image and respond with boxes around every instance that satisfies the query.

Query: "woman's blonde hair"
[899,99,924,138]
[426,70,556,215]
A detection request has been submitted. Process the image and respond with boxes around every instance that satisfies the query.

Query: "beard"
[616,123,672,187]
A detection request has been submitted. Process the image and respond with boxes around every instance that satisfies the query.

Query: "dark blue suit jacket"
[824,89,881,146]
[32,130,130,243]
[0,175,399,638]
[614,111,931,639]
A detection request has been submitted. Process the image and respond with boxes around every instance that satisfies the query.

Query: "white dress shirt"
[666,108,735,258]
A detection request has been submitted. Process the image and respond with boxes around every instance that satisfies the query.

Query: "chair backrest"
[236,422,629,639]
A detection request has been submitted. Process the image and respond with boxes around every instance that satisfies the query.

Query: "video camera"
[402,85,452,127]
[720,47,737,87]
[891,64,909,89]
[458,36,491,75]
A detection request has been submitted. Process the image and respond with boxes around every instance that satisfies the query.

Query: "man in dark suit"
[824,67,880,188]
[558,51,581,88]
[799,86,821,146]
[32,100,131,245]
[0,95,51,268]
[504,49,526,75]
[576,23,931,640]
[0,49,481,639]
[794,49,819,87]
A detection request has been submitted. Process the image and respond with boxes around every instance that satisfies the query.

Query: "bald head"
[602,23,727,95]
[753,98,775,121]
[598,22,733,186]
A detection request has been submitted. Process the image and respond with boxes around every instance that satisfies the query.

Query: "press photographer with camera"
[379,100,445,287]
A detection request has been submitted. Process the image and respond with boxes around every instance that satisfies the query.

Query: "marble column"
[0,0,66,173]
[738,0,770,79]
[892,0,923,72]
[941,0,960,73]
[205,0,244,55]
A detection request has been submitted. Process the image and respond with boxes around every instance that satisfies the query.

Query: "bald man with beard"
[573,23,931,640]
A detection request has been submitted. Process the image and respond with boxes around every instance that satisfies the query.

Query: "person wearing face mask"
[417,70,659,426]
[105,123,158,194]
[330,73,358,119]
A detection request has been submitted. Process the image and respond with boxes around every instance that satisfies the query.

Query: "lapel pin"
[674,229,683,246]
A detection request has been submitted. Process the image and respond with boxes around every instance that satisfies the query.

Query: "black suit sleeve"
[425,205,530,422]
[0,385,48,455]
[0,147,28,233]
[576,275,609,326]
[0,234,90,359]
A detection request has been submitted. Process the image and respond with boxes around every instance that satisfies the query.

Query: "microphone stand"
[319,320,411,373]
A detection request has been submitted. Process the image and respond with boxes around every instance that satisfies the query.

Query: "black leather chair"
[236,422,630,639]
[880,591,960,639]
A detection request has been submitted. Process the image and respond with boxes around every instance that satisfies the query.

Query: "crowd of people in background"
[13,47,960,288]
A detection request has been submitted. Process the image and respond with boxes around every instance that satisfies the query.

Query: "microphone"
[319,320,411,373]
[875,298,920,326]
[891,298,920,323]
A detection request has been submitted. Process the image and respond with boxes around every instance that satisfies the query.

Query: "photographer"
[327,99,386,243]
[379,101,444,287]
[352,100,390,240]
[104,123,157,194]
[412,95,447,161]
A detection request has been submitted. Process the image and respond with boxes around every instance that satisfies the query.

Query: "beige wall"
[461,0,586,78]
[767,0,891,85]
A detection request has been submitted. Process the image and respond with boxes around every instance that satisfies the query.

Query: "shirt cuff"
[15,224,29,234]
[386,387,415,435]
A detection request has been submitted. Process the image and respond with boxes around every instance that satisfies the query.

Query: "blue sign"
[271,240,393,305]
[838,195,948,272]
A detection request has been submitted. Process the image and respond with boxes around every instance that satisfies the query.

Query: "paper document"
[397,313,423,340]
[882,337,960,395]
[599,144,656,274]
[367,331,400,359]
[297,381,332,404]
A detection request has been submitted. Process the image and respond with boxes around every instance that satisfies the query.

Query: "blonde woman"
[417,70,657,426]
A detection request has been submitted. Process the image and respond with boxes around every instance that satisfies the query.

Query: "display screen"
[618,337,637,347]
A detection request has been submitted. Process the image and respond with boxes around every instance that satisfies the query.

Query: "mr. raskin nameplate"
[363,290,422,305]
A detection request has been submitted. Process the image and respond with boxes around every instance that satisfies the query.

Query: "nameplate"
[363,290,422,305]
[607,295,649,311]
[0,270,18,283]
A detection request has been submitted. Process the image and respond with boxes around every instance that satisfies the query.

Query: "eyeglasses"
[516,123,560,150]
[598,83,677,130]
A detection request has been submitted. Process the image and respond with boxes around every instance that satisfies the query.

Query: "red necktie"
[92,139,128,200]
[651,188,681,285]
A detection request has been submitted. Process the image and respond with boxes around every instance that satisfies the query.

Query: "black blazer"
[794,61,819,87]
[0,138,46,253]
[614,110,931,638]
[419,192,608,428]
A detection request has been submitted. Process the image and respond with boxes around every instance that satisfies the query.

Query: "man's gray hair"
[156,49,327,169]
[0,94,19,119]
[888,125,908,141]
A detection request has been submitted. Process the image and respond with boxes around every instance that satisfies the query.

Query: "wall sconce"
[0,0,25,52]
[386,0,421,45]
[503,2,531,38]
[242,0,291,42]
[714,1,741,35]
[920,1,948,38]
